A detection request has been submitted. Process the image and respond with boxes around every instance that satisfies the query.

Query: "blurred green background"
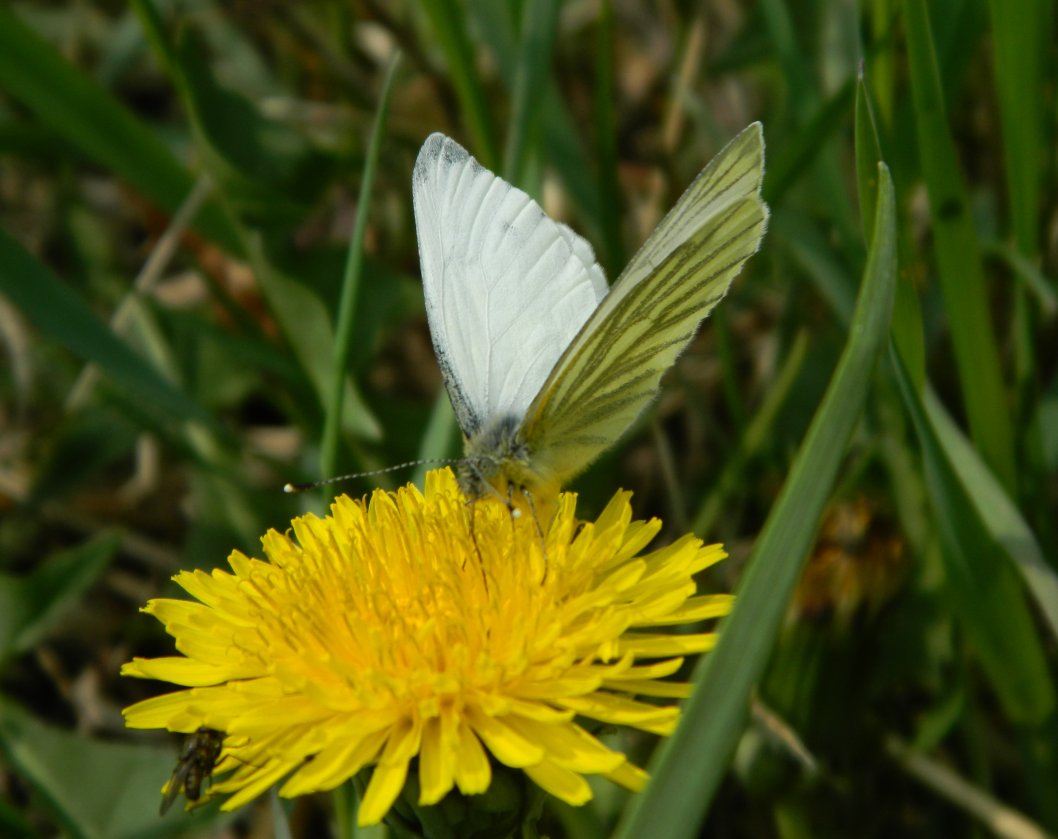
[0,1,1055,837]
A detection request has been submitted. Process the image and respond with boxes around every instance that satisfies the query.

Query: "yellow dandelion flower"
[122,469,732,826]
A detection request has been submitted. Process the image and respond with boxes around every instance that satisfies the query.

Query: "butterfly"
[412,123,768,518]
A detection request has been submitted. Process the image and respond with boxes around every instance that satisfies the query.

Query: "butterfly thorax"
[458,415,558,517]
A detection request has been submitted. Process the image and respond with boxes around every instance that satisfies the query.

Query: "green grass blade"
[0,6,242,255]
[983,240,1058,316]
[892,353,1058,828]
[321,52,401,481]
[764,77,856,206]
[593,0,625,276]
[854,78,883,245]
[0,229,213,428]
[613,165,898,839]
[502,0,559,184]
[0,533,119,663]
[470,0,602,238]
[419,0,500,169]
[903,0,1017,491]
[773,209,857,325]
[986,0,1051,470]
[0,702,231,839]
[691,329,810,536]
[757,0,860,262]
[987,0,1047,257]
[857,74,925,389]
[132,16,330,226]
[867,0,898,126]
[243,236,381,443]
[757,0,814,115]
[925,390,1058,645]
[413,392,460,488]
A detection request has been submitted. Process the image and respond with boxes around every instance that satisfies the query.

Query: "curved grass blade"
[856,74,925,390]
[470,0,602,239]
[418,0,499,170]
[0,533,119,663]
[321,52,401,481]
[764,77,855,206]
[0,6,241,255]
[903,0,1017,491]
[0,703,230,839]
[987,0,1047,258]
[613,164,898,839]
[892,354,1058,828]
[502,0,559,185]
[593,0,625,276]
[924,389,1058,646]
[0,230,213,429]
[691,329,810,536]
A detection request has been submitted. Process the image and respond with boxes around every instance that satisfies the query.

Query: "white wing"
[413,133,607,436]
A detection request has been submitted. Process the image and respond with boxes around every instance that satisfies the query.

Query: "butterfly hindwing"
[520,123,768,485]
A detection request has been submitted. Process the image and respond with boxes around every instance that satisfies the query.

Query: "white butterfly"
[413,124,768,514]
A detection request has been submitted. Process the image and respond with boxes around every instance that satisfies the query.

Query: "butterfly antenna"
[283,459,460,493]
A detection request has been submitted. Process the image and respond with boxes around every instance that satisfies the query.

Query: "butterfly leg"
[463,499,491,595]
[522,488,549,585]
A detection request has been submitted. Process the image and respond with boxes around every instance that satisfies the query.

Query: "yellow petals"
[523,760,593,805]
[453,723,492,794]
[122,468,730,824]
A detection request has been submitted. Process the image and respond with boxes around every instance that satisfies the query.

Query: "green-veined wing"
[521,122,768,485]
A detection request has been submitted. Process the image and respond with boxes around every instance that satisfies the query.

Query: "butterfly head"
[459,415,559,524]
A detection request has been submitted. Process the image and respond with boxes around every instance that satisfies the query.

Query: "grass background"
[0,1,1056,837]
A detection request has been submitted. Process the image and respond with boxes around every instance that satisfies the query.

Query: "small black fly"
[160,727,224,815]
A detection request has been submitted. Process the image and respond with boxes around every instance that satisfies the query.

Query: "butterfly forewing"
[413,133,607,438]
[620,123,765,276]
[521,124,768,484]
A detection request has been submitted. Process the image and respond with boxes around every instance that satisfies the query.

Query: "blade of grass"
[892,352,1058,829]
[691,329,809,536]
[0,702,232,839]
[243,236,381,443]
[321,52,402,482]
[0,229,213,429]
[502,0,559,185]
[0,6,242,255]
[886,736,1055,839]
[757,0,860,263]
[987,0,1047,259]
[135,3,381,444]
[987,0,1050,493]
[773,208,857,324]
[763,77,855,207]
[613,164,897,839]
[0,533,119,663]
[67,176,213,410]
[470,0,602,239]
[418,0,500,170]
[982,241,1058,317]
[270,793,294,839]
[867,0,898,126]
[593,0,625,276]
[903,0,1017,492]
[136,18,330,226]
[854,78,883,244]
[412,391,460,488]
[925,390,1058,644]
[856,74,925,389]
